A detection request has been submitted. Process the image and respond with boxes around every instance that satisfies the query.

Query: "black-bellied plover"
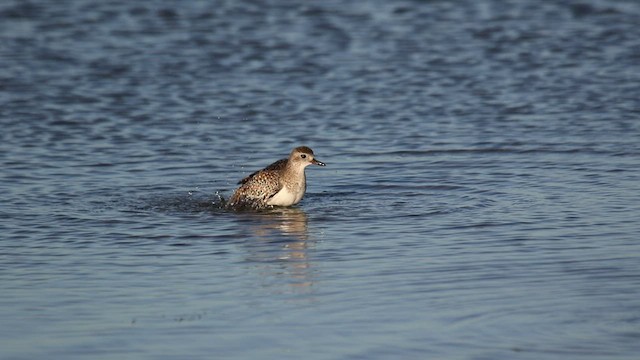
[226,146,326,210]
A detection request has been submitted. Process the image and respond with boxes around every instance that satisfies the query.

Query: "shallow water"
[2,0,640,359]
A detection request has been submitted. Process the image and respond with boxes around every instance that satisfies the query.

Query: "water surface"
[1,0,640,359]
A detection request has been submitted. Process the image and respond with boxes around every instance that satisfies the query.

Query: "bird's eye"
[300,154,307,159]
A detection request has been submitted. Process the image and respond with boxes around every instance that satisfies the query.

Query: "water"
[2,0,640,359]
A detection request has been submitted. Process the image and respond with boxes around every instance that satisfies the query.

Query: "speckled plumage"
[226,146,325,210]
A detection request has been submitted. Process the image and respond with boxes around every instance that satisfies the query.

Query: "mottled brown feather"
[238,158,287,185]
[227,159,287,210]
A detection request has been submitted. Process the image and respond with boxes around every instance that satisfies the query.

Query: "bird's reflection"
[241,207,316,293]
[249,207,309,240]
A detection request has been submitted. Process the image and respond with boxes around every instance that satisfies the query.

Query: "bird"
[226,146,326,210]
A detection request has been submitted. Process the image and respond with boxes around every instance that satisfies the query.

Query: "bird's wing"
[238,158,287,184]
[226,168,283,210]
[227,158,288,209]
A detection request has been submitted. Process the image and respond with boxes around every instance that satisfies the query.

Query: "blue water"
[2,0,640,359]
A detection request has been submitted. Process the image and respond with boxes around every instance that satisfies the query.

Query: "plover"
[226,146,326,210]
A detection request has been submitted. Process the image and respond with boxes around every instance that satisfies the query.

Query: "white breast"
[267,181,305,206]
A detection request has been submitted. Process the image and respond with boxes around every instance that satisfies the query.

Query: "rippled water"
[2,0,640,359]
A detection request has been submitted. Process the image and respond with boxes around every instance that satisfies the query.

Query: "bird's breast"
[267,179,306,206]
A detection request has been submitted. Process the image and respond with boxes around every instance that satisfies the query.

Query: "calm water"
[2,0,640,359]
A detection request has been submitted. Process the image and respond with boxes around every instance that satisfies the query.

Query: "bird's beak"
[312,158,326,166]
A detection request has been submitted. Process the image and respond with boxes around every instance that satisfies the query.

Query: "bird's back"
[238,158,287,184]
